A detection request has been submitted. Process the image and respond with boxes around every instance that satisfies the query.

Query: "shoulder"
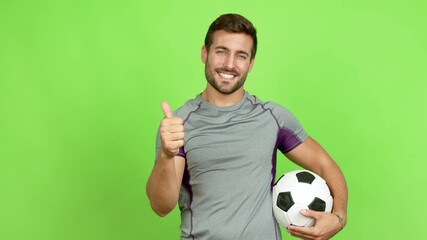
[246,94,294,119]
[249,96,308,149]
[174,96,203,120]
[266,102,296,122]
[247,94,303,130]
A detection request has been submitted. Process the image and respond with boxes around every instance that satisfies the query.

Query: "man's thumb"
[161,101,173,118]
[300,209,319,219]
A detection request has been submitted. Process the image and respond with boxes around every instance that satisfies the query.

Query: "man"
[146,13,347,240]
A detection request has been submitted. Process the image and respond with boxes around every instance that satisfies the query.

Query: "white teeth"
[219,73,234,79]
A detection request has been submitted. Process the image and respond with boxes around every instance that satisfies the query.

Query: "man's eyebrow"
[215,46,228,50]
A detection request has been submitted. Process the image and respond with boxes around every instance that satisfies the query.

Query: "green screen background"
[1,0,426,239]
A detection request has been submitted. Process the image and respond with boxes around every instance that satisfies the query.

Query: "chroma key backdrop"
[0,0,426,239]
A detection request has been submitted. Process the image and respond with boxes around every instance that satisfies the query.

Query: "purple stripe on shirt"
[277,127,303,153]
[182,159,195,240]
[177,147,186,158]
[270,144,278,191]
[270,128,303,189]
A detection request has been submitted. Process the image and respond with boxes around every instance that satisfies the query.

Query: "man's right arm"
[146,154,185,217]
[146,102,185,217]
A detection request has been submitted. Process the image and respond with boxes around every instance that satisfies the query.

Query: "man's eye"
[237,54,247,60]
[216,50,226,54]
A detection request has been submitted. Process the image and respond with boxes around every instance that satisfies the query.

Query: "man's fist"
[159,102,184,158]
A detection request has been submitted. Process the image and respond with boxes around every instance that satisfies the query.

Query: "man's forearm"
[146,153,181,216]
[324,163,348,227]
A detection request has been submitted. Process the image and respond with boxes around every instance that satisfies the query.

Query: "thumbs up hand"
[159,101,185,158]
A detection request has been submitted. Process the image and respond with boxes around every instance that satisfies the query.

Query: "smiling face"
[202,30,255,95]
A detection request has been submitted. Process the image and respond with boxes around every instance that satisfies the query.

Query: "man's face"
[202,30,255,95]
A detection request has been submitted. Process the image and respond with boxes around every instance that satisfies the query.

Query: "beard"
[204,64,248,95]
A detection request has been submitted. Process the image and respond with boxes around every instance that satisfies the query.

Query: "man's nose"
[223,54,235,69]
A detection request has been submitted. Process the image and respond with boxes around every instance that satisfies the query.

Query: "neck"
[201,87,245,107]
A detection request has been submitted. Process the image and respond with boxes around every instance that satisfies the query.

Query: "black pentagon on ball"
[277,192,294,212]
[296,171,315,184]
[308,197,326,212]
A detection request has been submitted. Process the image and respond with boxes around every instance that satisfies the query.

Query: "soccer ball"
[272,170,333,228]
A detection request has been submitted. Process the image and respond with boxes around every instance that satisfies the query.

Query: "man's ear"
[201,45,207,64]
[248,57,255,72]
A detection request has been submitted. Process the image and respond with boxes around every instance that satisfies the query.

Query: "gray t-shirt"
[156,91,308,240]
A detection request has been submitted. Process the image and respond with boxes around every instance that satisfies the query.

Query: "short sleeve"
[267,103,308,153]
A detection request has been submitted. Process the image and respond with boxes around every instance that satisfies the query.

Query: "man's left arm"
[284,136,348,239]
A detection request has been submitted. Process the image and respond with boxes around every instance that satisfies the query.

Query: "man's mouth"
[218,71,238,80]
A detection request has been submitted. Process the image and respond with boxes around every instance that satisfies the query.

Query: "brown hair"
[204,13,257,60]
